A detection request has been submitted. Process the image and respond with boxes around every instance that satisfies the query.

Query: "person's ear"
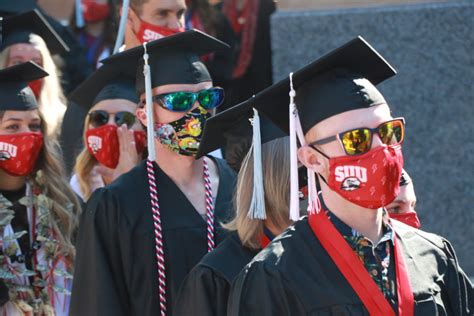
[298,145,326,175]
[127,7,140,30]
[136,107,147,126]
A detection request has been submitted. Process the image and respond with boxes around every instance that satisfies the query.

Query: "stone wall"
[271,1,474,275]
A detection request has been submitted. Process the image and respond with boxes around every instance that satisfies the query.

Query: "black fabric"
[68,64,139,111]
[1,9,69,55]
[228,218,473,316]
[252,36,396,135]
[70,158,236,316]
[0,62,48,111]
[174,232,259,316]
[100,30,230,96]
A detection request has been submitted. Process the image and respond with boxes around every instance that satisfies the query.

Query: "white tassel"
[75,0,85,28]
[248,108,266,219]
[289,73,300,221]
[143,43,156,161]
[113,0,130,54]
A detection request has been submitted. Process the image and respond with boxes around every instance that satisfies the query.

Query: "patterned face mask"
[0,132,43,176]
[154,106,211,156]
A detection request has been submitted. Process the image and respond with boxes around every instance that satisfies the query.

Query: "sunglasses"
[146,87,225,112]
[88,110,137,128]
[310,118,405,156]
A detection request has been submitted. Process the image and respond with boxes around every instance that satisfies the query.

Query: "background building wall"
[271,0,473,275]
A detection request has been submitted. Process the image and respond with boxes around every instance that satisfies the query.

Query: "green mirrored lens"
[198,88,224,109]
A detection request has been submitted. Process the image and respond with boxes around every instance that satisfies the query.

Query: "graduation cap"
[69,64,139,111]
[0,61,49,111]
[101,29,230,96]
[250,36,396,219]
[1,9,69,55]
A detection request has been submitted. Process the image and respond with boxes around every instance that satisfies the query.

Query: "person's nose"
[108,114,116,126]
[167,15,182,29]
[371,132,384,149]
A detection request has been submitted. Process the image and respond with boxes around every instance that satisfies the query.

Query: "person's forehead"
[308,103,392,140]
[91,99,138,113]
[1,109,39,120]
[146,0,186,10]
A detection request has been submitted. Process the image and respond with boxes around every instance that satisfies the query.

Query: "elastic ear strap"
[113,0,130,53]
[248,108,266,220]
[75,0,85,28]
[143,43,156,161]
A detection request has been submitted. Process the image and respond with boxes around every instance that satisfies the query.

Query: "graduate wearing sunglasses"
[228,37,472,316]
[70,31,236,316]
[68,64,146,201]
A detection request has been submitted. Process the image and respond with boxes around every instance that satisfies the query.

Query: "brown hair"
[0,110,80,263]
[74,114,97,200]
[224,137,292,249]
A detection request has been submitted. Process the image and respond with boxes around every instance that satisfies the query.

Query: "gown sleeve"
[174,265,230,316]
[441,239,473,316]
[70,188,130,316]
[228,262,305,316]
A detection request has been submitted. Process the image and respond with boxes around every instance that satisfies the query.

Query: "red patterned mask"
[81,1,111,23]
[136,18,184,43]
[0,133,43,176]
[28,79,44,99]
[86,124,146,169]
[320,145,404,209]
[389,211,421,229]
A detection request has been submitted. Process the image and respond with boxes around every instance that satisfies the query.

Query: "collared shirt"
[328,210,397,305]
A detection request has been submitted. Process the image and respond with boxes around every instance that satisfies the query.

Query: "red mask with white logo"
[85,124,146,169]
[28,79,44,99]
[136,18,184,43]
[81,0,111,23]
[389,211,421,229]
[321,145,404,209]
[0,133,43,176]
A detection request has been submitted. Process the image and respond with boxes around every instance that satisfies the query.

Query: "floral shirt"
[328,211,397,306]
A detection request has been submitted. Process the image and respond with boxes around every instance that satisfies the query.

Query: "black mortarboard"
[0,61,49,111]
[1,9,69,55]
[100,30,230,96]
[69,64,139,111]
[254,36,396,135]
[197,97,286,159]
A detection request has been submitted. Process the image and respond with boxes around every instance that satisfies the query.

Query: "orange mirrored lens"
[342,129,371,155]
[379,120,404,145]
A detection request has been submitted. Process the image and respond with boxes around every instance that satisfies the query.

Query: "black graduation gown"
[228,218,473,316]
[174,232,259,315]
[70,158,236,316]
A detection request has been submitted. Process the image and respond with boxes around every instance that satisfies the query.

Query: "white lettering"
[334,165,368,183]
[143,29,163,42]
[335,166,345,182]
[0,142,17,157]
[87,136,102,153]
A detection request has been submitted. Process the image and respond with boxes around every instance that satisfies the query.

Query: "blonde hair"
[0,110,80,263]
[74,114,97,200]
[0,34,67,136]
[224,137,291,249]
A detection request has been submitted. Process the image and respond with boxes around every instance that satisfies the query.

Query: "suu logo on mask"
[136,18,184,43]
[335,165,368,191]
[0,133,43,176]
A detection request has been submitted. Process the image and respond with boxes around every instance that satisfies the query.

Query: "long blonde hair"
[0,34,67,136]
[0,110,80,263]
[74,114,97,201]
[224,137,291,249]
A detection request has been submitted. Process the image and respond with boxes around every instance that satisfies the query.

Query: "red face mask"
[323,145,404,209]
[0,133,43,176]
[81,0,111,23]
[28,79,44,99]
[136,18,184,43]
[389,211,421,229]
[85,124,146,169]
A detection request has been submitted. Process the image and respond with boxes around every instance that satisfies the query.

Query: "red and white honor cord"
[146,158,216,316]
[203,159,215,252]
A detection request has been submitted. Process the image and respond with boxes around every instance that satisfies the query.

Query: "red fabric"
[260,233,271,249]
[136,19,185,43]
[81,1,111,23]
[308,211,414,315]
[327,145,403,209]
[28,79,44,99]
[86,124,146,169]
[0,132,43,176]
[222,0,259,79]
[389,211,421,229]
